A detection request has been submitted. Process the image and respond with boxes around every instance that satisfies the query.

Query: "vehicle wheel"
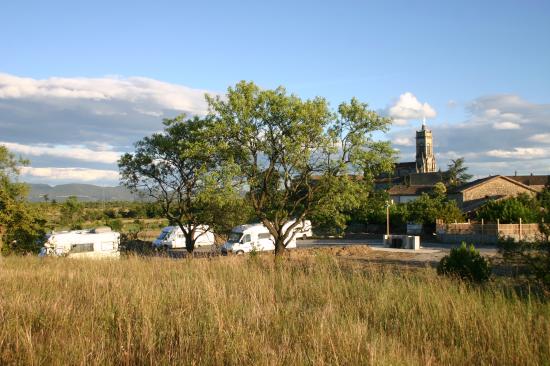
[302,234,307,240]
[235,250,245,256]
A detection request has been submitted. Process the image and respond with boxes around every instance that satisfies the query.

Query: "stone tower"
[415,120,437,173]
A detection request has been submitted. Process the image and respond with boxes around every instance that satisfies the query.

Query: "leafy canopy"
[118,115,242,253]
[207,81,394,254]
[0,145,45,255]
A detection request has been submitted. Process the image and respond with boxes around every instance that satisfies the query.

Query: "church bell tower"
[415,118,437,173]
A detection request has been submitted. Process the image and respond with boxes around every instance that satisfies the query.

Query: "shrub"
[498,234,550,290]
[437,242,491,282]
[106,218,123,232]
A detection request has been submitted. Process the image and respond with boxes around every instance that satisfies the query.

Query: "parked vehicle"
[295,219,313,239]
[39,227,120,259]
[153,225,215,249]
[221,222,297,255]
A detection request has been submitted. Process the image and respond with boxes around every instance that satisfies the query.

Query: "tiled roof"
[507,175,549,188]
[450,175,538,194]
[388,185,434,196]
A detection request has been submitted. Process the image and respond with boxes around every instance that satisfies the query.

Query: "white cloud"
[0,73,212,115]
[492,121,520,129]
[393,137,413,146]
[0,141,122,164]
[529,133,550,143]
[486,147,548,159]
[20,167,119,182]
[388,92,436,125]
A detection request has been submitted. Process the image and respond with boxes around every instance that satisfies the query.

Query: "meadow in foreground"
[0,253,548,365]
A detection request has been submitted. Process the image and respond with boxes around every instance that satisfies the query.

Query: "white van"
[221,222,297,255]
[153,225,215,249]
[295,219,313,239]
[39,227,120,259]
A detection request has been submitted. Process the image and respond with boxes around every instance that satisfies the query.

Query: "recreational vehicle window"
[258,233,271,240]
[242,234,251,243]
[71,243,94,253]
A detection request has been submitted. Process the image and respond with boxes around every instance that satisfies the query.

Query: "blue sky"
[1,0,549,185]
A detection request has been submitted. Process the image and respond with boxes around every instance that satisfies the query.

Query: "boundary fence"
[436,219,543,244]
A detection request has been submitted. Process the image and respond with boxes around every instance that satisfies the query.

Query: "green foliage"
[477,193,540,223]
[445,157,473,188]
[437,242,491,283]
[106,219,124,232]
[310,176,369,236]
[498,237,550,289]
[59,196,84,229]
[0,145,45,255]
[406,192,463,225]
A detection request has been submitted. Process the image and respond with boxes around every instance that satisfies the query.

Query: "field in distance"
[1,252,548,365]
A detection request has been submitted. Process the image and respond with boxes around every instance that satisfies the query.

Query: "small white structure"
[383,235,420,250]
[221,222,297,255]
[39,227,120,259]
[153,225,215,249]
[295,219,313,239]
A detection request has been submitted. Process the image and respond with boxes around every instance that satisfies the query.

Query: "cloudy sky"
[1,0,549,186]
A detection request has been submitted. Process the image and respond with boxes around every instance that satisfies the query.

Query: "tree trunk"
[185,232,195,255]
[274,237,286,256]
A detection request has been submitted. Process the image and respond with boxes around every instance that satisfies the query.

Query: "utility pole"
[386,199,393,236]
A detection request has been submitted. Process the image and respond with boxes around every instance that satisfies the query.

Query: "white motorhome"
[39,227,120,259]
[153,225,215,249]
[221,222,297,255]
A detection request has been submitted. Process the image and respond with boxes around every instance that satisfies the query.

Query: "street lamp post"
[386,199,393,237]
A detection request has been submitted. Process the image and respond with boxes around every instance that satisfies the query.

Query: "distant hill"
[26,183,145,202]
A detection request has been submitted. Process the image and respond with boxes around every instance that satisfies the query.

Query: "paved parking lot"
[166,238,499,262]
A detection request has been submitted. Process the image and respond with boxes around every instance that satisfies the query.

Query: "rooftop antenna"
[422,116,427,129]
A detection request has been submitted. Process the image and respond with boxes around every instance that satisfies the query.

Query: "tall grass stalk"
[0,255,548,365]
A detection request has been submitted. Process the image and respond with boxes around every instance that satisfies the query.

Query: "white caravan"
[153,225,215,249]
[221,222,297,255]
[39,227,120,259]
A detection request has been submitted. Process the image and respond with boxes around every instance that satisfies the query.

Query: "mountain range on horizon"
[25,183,144,202]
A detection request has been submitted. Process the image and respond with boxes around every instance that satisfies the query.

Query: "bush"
[498,234,550,290]
[106,219,123,232]
[437,242,491,282]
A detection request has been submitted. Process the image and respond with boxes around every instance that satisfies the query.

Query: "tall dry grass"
[0,254,548,365]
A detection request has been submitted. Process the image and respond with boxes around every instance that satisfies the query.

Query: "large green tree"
[0,146,45,255]
[119,115,241,253]
[207,81,394,255]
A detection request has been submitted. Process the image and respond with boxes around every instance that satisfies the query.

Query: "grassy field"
[0,253,549,365]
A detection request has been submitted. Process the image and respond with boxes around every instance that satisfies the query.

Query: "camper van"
[39,227,120,259]
[153,225,215,249]
[295,219,313,239]
[221,222,297,255]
